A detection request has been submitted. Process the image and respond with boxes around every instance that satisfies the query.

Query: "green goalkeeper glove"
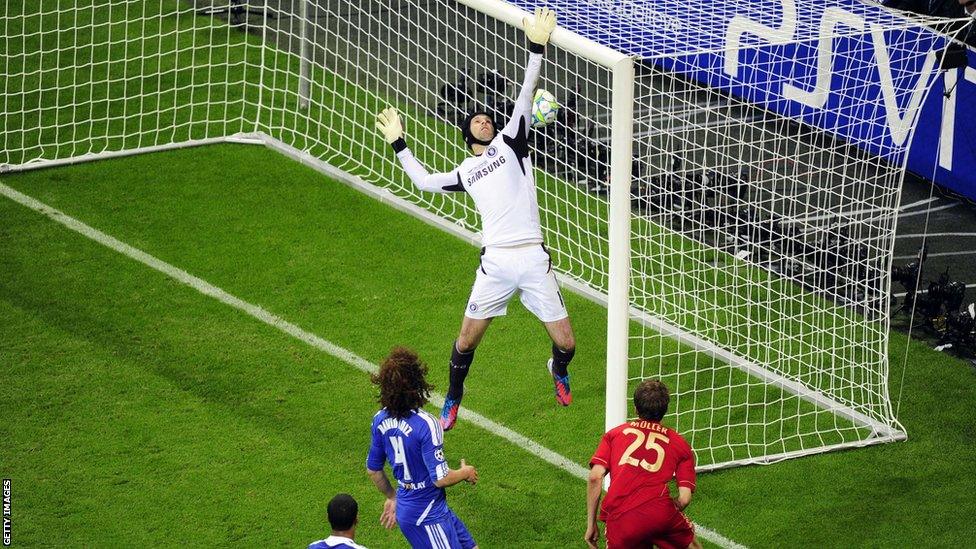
[523,7,556,47]
[375,107,403,144]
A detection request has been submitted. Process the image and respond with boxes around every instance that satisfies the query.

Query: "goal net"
[2,0,961,470]
[0,0,261,169]
[245,0,957,469]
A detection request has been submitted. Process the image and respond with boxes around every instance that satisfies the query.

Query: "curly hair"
[372,346,433,419]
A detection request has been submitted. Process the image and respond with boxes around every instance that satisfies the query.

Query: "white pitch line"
[0,182,746,549]
[896,202,959,219]
[898,196,941,211]
[893,249,976,260]
[892,282,976,298]
[781,197,940,226]
[897,232,976,239]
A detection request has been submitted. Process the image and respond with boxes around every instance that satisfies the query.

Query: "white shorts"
[465,245,568,323]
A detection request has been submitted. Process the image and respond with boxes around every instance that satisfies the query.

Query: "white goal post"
[3,0,966,470]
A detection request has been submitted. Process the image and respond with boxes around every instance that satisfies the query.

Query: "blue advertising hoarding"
[511,0,976,201]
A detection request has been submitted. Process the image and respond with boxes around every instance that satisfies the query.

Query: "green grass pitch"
[3,0,976,546]
[2,144,975,547]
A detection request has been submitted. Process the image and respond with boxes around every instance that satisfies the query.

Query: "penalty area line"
[0,182,746,549]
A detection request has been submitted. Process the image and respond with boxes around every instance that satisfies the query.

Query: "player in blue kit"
[307,493,368,549]
[366,347,480,549]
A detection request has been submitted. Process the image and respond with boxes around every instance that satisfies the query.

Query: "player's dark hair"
[372,346,433,419]
[634,379,670,422]
[327,493,358,532]
[460,110,497,149]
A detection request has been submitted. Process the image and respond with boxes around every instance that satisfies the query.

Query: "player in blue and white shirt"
[375,7,575,433]
[366,347,479,549]
[308,493,369,549]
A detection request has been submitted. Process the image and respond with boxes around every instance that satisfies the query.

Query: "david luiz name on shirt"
[377,417,415,436]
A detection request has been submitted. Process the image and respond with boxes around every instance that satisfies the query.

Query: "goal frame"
[452,0,913,458]
[4,0,937,471]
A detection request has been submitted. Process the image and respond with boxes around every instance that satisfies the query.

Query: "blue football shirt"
[366,408,451,526]
[307,534,367,549]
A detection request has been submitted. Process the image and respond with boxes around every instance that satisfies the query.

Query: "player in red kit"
[585,380,702,549]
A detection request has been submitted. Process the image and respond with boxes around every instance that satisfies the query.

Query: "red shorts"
[605,499,695,549]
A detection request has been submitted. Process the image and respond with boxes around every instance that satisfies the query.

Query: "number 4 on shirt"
[390,436,412,481]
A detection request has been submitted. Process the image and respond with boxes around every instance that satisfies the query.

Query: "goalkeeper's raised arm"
[375,107,464,194]
[501,6,556,139]
[374,7,556,165]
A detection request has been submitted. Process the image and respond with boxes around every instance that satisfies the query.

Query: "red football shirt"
[590,420,696,521]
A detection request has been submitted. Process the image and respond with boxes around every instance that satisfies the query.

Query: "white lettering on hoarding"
[724,0,797,77]
[939,67,976,170]
[724,2,943,155]
[871,25,938,147]
[782,7,864,108]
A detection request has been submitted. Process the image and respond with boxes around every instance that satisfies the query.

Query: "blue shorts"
[400,509,475,549]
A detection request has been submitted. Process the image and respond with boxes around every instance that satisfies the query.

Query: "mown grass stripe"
[0,180,746,549]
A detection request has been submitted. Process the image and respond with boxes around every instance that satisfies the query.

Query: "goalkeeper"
[375,7,576,431]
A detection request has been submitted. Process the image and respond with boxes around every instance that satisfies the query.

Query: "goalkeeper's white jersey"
[393,52,545,248]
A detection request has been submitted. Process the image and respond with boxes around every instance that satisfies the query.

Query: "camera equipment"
[197,0,275,28]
